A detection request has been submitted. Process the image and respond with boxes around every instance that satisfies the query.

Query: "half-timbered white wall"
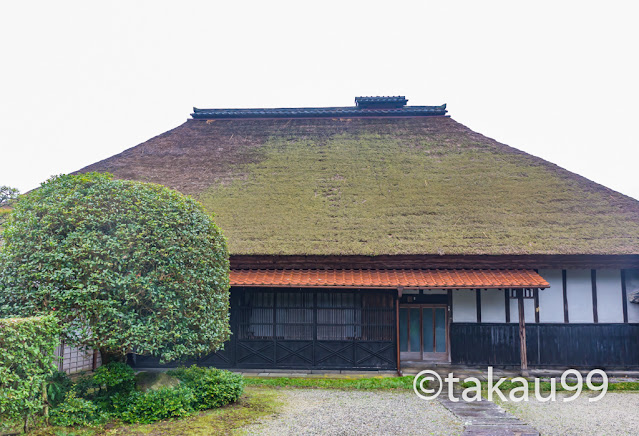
[452,269,634,324]
[597,270,624,322]
[538,269,564,322]
[481,289,505,322]
[566,269,594,322]
[452,289,477,322]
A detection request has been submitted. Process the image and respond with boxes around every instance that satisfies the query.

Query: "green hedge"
[0,315,60,430]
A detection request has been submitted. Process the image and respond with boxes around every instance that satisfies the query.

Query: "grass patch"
[243,375,416,390]
[112,386,281,435]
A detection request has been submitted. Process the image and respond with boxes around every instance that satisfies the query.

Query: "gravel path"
[498,391,639,436]
[242,388,464,436]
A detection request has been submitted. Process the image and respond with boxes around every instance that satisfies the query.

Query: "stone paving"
[437,388,539,436]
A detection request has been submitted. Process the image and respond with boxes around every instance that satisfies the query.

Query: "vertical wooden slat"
[591,270,598,323]
[313,291,317,366]
[621,269,629,323]
[562,270,569,323]
[273,291,277,362]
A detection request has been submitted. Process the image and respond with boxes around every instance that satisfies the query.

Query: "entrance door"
[399,305,449,361]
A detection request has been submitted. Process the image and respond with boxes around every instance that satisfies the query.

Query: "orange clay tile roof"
[230,269,549,289]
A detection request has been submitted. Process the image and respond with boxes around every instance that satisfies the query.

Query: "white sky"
[1,1,638,199]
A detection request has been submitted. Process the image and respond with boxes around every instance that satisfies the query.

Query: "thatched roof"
[76,102,639,256]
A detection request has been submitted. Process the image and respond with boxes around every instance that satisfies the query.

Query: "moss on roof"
[77,116,639,255]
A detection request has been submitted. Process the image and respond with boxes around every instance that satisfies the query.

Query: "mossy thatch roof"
[77,116,639,256]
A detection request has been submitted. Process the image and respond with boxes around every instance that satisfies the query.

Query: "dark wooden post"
[518,289,528,375]
[396,288,402,376]
[92,349,99,371]
[59,340,65,372]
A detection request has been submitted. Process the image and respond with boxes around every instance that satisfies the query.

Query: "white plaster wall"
[566,269,594,323]
[481,289,506,322]
[452,290,477,322]
[596,270,624,323]
[626,269,639,323]
[509,298,536,323]
[538,269,565,323]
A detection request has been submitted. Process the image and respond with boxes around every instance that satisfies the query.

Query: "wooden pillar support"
[395,292,402,376]
[517,289,528,376]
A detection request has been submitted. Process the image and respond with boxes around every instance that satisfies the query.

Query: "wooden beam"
[476,289,482,323]
[562,270,569,323]
[505,289,511,323]
[231,254,639,270]
[518,289,528,375]
[621,269,629,323]
[591,270,598,323]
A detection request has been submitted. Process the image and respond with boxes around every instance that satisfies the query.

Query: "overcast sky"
[2,1,638,200]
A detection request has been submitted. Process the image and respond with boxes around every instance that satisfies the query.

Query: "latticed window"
[237,289,394,341]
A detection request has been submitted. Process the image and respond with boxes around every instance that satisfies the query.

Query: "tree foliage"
[0,173,230,363]
[0,185,19,207]
[0,185,19,228]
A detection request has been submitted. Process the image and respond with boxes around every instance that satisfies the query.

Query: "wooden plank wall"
[451,323,639,367]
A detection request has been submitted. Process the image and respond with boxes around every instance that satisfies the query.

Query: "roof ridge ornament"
[355,96,408,109]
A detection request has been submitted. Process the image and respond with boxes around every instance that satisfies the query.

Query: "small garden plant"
[46,363,244,428]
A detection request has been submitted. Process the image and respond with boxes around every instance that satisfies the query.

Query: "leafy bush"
[47,370,74,408]
[0,315,60,431]
[72,373,100,399]
[168,366,244,410]
[49,392,105,427]
[93,362,136,394]
[120,386,195,424]
[0,172,230,364]
[71,363,137,412]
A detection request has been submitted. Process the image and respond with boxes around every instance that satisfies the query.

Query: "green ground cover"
[243,375,416,390]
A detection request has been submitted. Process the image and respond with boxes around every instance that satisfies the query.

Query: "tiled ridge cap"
[191,104,447,119]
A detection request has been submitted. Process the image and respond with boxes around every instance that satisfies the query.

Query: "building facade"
[78,96,639,371]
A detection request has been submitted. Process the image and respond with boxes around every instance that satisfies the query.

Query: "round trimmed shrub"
[0,172,230,363]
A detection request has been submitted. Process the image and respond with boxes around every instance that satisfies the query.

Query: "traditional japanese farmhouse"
[78,96,639,372]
